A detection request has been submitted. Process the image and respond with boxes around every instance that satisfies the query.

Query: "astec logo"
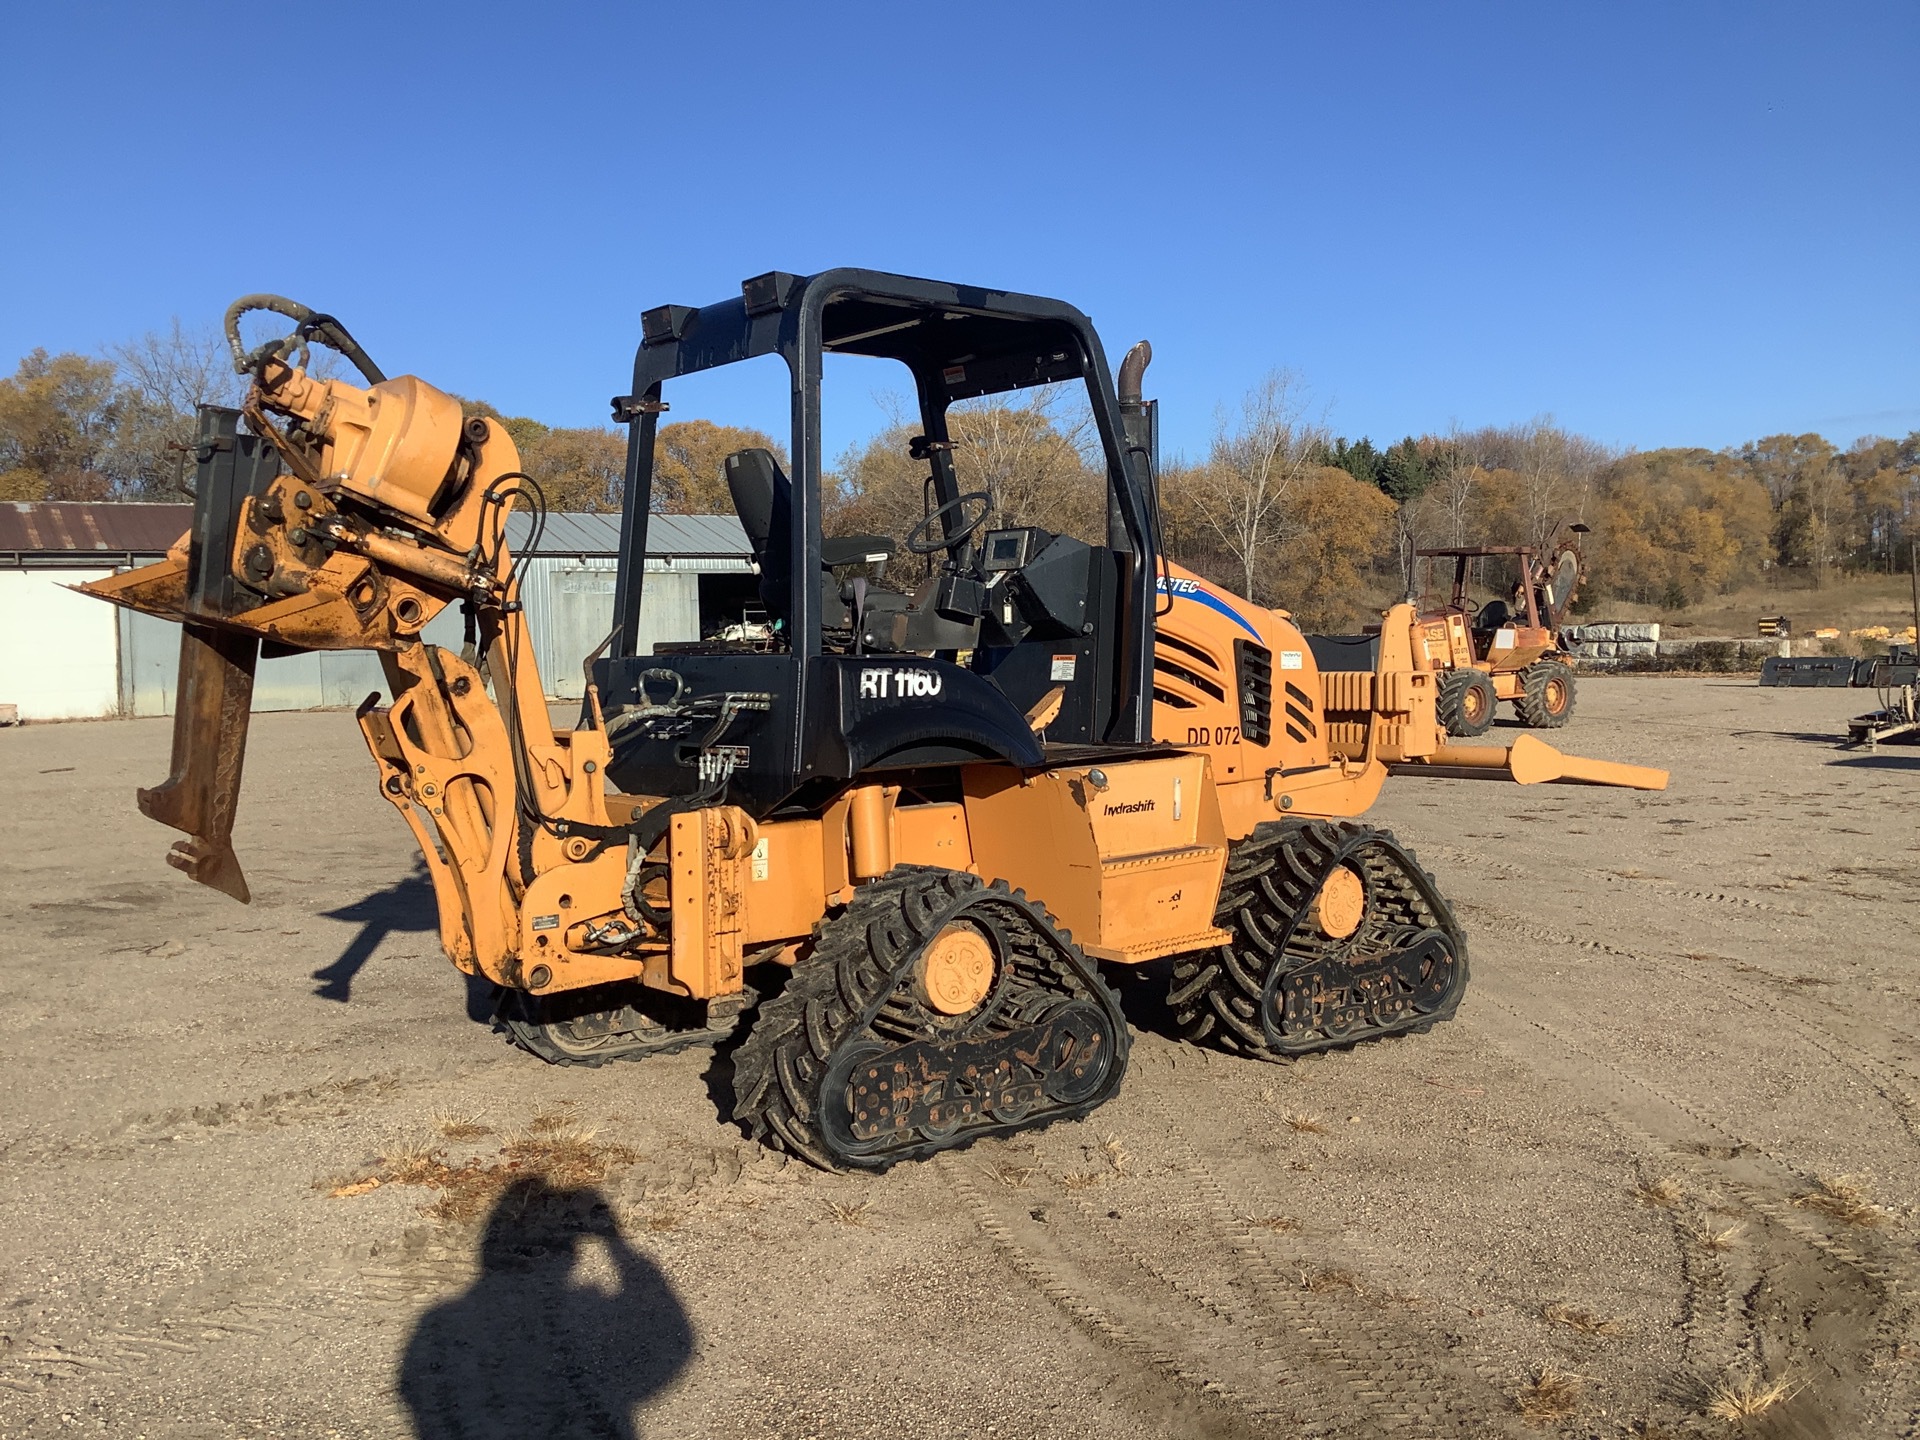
[1156,576,1204,596]
[859,669,944,700]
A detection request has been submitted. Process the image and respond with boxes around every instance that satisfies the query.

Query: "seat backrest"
[1474,598,1513,632]
[724,449,793,628]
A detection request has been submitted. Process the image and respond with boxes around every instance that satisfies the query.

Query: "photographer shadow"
[400,1177,694,1439]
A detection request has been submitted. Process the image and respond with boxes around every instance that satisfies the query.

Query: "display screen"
[984,530,1029,571]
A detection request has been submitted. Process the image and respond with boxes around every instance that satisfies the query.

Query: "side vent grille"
[1233,639,1274,745]
[1154,636,1227,704]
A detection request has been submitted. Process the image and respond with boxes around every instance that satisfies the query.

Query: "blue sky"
[3,2,1915,465]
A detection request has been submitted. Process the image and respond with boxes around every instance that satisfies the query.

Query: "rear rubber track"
[1169,818,1467,1061]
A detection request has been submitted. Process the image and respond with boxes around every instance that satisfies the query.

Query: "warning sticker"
[942,365,967,385]
[750,836,770,882]
[1279,651,1304,670]
[1050,655,1077,681]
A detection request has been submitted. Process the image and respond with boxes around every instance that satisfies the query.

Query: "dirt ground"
[2,678,1916,1439]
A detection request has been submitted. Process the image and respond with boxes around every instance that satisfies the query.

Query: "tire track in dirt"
[1467,967,1915,1434]
[953,1046,1528,1439]
[1129,1079,1528,1437]
[949,1162,1304,1436]
[1468,903,1920,1150]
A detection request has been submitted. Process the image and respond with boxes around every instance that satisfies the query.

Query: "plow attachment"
[136,623,260,901]
[76,406,287,903]
[1391,733,1669,791]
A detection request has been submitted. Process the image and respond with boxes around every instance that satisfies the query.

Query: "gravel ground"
[1,676,1915,1439]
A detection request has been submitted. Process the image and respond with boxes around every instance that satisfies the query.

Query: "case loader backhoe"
[82,272,1666,1171]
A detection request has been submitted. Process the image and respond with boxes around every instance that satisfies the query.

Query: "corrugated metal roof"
[0,502,193,557]
[503,511,749,558]
[0,503,750,562]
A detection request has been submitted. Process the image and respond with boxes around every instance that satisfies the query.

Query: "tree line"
[5,325,1917,630]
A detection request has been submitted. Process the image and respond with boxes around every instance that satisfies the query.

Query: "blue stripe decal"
[1159,580,1262,640]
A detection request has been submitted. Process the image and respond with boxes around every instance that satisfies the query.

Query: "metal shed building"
[0,503,752,721]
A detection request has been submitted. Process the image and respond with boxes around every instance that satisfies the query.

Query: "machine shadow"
[1830,752,1920,770]
[399,1176,694,1440]
[312,860,440,1003]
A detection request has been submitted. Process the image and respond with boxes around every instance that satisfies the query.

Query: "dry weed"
[1634,1177,1684,1209]
[986,1162,1036,1189]
[1542,1302,1622,1337]
[1060,1171,1104,1191]
[433,1110,492,1141]
[321,1122,639,1223]
[1282,1111,1329,1135]
[1703,1371,1799,1421]
[1514,1364,1583,1423]
[525,1110,573,1135]
[1794,1173,1887,1227]
[642,1211,681,1233]
[825,1199,874,1226]
[1694,1220,1746,1253]
[1300,1267,1361,1294]
[1100,1134,1132,1175]
[1245,1214,1301,1233]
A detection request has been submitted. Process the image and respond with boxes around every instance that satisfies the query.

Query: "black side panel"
[1306,633,1379,673]
[809,656,1045,777]
[596,652,801,814]
[187,406,282,620]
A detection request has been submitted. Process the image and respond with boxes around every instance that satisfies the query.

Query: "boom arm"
[78,327,595,975]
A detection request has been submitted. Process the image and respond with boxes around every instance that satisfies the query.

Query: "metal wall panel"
[113,564,703,716]
[0,568,121,719]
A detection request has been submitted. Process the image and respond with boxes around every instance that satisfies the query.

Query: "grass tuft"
[1100,1134,1132,1175]
[1060,1171,1104,1191]
[1542,1302,1622,1337]
[320,1121,638,1223]
[1703,1371,1799,1421]
[1794,1173,1887,1227]
[1282,1111,1330,1135]
[1300,1267,1361,1295]
[1514,1363,1583,1423]
[1694,1220,1746,1253]
[825,1199,873,1227]
[1245,1214,1302,1233]
[1635,1177,1684,1209]
[433,1109,492,1141]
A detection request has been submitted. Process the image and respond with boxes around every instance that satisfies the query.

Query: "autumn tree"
[1586,449,1771,606]
[1172,370,1326,602]
[106,322,246,499]
[1264,466,1398,629]
[0,350,122,500]
[825,391,1104,569]
[652,419,786,514]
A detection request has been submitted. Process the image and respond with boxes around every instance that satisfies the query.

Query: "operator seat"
[1473,598,1513,633]
[723,448,905,640]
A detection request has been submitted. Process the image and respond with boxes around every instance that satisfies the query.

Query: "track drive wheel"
[1514,658,1576,728]
[731,866,1129,1172]
[1167,819,1468,1060]
[1436,667,1496,737]
[495,981,753,1066]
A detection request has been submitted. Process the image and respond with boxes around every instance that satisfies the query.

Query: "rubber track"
[1169,819,1466,1061]
[731,867,1129,1172]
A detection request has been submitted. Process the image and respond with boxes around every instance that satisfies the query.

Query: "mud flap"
[138,622,259,902]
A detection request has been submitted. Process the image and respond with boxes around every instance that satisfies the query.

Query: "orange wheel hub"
[1313,866,1366,940]
[918,924,996,1015]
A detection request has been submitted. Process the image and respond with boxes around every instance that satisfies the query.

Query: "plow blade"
[138,622,260,902]
[1392,734,1668,791]
[78,405,285,902]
